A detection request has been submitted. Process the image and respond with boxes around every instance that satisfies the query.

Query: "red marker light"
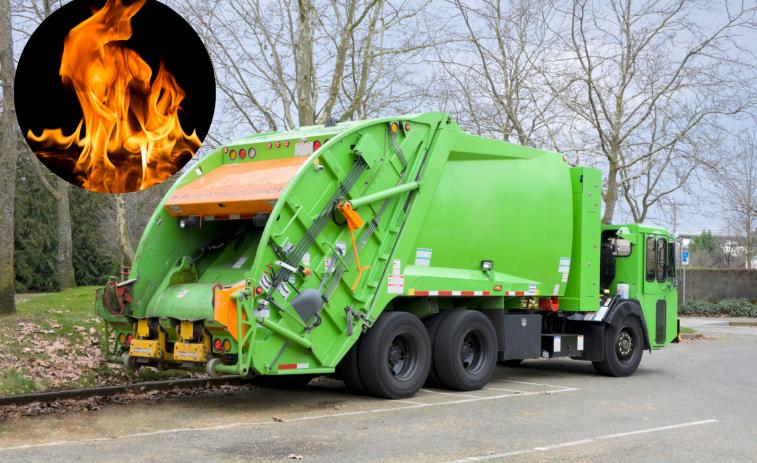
[276,141,281,148]
[214,339,222,351]
[285,140,290,147]
[255,287,263,294]
[267,142,272,149]
[126,334,133,345]
[405,124,411,131]
[223,147,228,153]
[313,140,321,151]
[239,148,246,159]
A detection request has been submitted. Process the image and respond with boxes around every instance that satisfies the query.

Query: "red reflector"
[313,140,321,151]
[255,287,263,294]
[126,334,133,345]
[214,339,222,351]
[276,141,281,148]
[223,147,228,153]
[285,140,290,147]
[405,124,410,131]
[267,142,272,149]
[239,148,246,159]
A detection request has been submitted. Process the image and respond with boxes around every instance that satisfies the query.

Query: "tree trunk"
[602,158,619,225]
[0,0,19,314]
[296,0,314,127]
[116,195,134,268]
[56,178,76,290]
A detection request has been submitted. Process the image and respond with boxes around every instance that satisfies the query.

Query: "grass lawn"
[680,327,696,334]
[0,287,199,397]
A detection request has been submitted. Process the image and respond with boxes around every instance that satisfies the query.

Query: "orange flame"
[27,0,201,193]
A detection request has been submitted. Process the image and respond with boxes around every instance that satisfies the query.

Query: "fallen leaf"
[288,455,303,460]
[334,405,341,410]
[273,417,285,422]
[539,391,555,395]
[89,328,97,335]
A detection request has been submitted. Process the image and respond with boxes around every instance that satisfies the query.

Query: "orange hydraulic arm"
[336,202,371,291]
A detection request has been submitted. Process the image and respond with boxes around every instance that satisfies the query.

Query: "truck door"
[644,235,670,345]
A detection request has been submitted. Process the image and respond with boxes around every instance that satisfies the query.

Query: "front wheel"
[359,312,431,399]
[593,315,644,377]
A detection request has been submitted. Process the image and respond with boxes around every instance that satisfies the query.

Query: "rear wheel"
[422,311,454,387]
[335,336,370,395]
[359,312,431,399]
[434,311,497,391]
[593,315,644,377]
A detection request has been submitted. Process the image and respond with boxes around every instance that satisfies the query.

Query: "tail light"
[276,141,281,148]
[239,148,246,159]
[285,140,290,147]
[223,147,228,153]
[313,140,321,151]
[267,142,272,149]
[214,339,222,351]
[126,334,133,346]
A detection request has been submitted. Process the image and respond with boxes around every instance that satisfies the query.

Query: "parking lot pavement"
[680,317,757,338]
[1,328,755,462]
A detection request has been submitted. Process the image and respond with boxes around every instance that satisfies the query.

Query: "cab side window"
[646,237,656,282]
[657,238,667,283]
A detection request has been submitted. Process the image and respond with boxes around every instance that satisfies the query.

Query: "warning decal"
[302,252,310,266]
[176,289,190,298]
[388,275,404,294]
[561,273,569,282]
[415,248,432,267]
[558,257,571,273]
[393,259,401,275]
[553,284,560,295]
[258,274,272,292]
[325,257,334,273]
[278,283,292,299]
[232,257,248,268]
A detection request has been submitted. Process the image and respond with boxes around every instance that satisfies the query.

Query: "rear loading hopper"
[96,112,678,398]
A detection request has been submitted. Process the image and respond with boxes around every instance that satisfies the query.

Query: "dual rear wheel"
[337,310,497,399]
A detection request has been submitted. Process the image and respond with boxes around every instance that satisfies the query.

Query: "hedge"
[678,299,757,317]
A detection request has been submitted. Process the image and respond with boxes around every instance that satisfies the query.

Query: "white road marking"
[482,387,529,392]
[421,389,480,398]
[597,419,719,439]
[534,439,594,450]
[448,419,719,462]
[0,382,578,453]
[489,379,575,390]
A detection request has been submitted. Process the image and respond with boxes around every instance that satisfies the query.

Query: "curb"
[730,321,757,327]
[0,376,246,407]
[681,332,703,340]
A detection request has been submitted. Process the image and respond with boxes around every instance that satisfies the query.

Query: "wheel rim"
[459,329,488,375]
[615,328,636,364]
[387,331,418,381]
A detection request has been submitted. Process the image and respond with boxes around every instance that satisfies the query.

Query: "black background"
[15,0,215,156]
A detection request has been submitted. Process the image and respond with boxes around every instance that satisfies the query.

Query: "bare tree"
[0,0,19,313]
[434,0,567,149]
[711,129,757,269]
[536,0,756,224]
[170,0,438,141]
[11,0,77,290]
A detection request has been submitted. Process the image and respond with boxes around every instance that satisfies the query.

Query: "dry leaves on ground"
[0,384,260,420]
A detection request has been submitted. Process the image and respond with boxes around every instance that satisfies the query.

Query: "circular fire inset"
[15,0,215,194]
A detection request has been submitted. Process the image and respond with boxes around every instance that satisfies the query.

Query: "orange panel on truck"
[164,157,309,217]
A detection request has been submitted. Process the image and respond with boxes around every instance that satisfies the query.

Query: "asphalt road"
[1,322,755,462]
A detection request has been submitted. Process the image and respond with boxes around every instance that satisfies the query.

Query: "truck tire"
[593,315,644,377]
[335,336,370,395]
[434,310,497,391]
[359,312,431,399]
[422,310,454,388]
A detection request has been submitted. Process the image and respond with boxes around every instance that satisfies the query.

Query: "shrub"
[678,300,717,316]
[717,299,757,318]
[679,299,757,317]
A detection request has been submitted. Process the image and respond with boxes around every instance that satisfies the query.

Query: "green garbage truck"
[96,112,680,399]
